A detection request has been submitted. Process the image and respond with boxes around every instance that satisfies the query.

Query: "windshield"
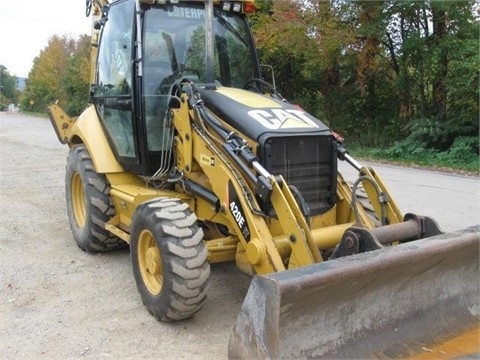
[142,4,258,152]
[142,4,257,90]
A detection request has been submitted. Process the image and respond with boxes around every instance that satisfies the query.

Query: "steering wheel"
[158,68,200,94]
[243,78,284,101]
[86,0,93,17]
[172,68,201,80]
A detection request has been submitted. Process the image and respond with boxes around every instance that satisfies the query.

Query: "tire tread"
[130,198,210,322]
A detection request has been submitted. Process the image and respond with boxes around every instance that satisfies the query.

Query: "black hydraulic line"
[221,143,258,185]
[351,176,388,226]
[186,82,231,140]
[184,80,269,193]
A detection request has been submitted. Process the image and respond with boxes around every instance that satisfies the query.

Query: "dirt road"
[1,112,479,359]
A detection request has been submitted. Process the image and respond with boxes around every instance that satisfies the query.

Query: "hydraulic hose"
[351,175,388,227]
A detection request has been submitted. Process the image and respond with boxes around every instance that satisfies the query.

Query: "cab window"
[93,0,136,159]
[141,4,257,152]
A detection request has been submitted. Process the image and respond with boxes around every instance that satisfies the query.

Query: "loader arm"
[173,83,327,274]
[358,166,403,225]
[269,177,323,268]
[177,81,444,273]
[170,91,283,274]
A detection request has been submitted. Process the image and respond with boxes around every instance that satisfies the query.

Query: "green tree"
[63,35,91,116]
[252,0,316,101]
[21,35,74,113]
[0,65,19,111]
[384,0,479,151]
[251,0,479,153]
[20,34,90,116]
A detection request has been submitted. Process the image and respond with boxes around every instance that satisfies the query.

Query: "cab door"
[91,0,139,170]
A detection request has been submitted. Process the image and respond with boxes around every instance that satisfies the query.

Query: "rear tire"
[65,144,125,252]
[130,198,210,321]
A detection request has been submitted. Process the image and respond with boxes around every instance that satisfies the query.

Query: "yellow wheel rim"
[71,172,86,228]
[137,229,163,295]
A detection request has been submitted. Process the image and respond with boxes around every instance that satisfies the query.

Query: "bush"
[349,135,479,174]
[436,136,479,167]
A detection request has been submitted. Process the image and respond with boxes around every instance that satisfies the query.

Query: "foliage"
[9,1,479,171]
[438,136,479,165]
[0,65,19,111]
[251,0,480,154]
[62,35,91,115]
[20,35,90,116]
[351,136,479,173]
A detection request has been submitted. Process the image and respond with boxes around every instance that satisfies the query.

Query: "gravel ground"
[1,113,251,360]
[1,112,478,359]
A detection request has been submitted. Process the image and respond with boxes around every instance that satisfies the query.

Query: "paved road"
[338,160,480,233]
[1,112,479,359]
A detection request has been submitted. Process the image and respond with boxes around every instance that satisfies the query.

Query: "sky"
[0,0,92,78]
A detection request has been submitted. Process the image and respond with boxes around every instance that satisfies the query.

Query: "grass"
[349,145,480,176]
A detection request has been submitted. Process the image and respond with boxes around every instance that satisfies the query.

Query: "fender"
[48,104,122,173]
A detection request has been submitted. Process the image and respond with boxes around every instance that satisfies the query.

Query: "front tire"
[130,198,210,321]
[65,144,125,252]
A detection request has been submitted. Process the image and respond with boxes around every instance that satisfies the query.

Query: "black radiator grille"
[262,135,337,215]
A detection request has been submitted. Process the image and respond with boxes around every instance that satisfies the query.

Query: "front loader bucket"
[229,226,480,359]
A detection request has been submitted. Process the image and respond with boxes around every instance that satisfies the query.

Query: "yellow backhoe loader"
[49,0,479,358]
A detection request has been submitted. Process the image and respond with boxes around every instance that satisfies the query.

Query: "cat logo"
[248,109,319,130]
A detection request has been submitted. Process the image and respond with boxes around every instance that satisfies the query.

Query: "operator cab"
[90,0,260,176]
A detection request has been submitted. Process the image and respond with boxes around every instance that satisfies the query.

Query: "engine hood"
[199,87,331,141]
